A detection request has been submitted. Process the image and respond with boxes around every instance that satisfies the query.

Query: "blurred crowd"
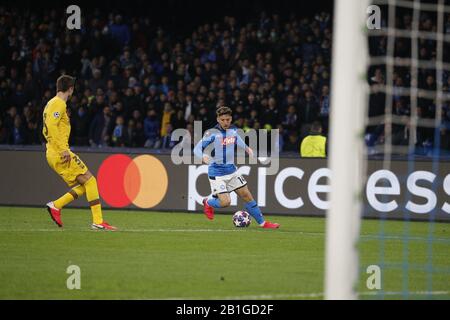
[0,5,449,155]
[366,8,450,155]
[0,6,332,153]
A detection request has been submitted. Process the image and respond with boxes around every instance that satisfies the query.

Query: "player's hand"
[246,147,254,158]
[202,155,210,164]
[61,150,71,164]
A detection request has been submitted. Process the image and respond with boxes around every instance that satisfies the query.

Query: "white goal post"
[325,0,369,300]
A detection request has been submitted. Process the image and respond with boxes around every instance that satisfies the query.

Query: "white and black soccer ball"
[232,210,251,227]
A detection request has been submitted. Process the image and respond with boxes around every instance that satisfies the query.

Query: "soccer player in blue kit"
[194,106,280,229]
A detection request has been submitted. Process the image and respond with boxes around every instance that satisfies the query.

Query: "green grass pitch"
[0,207,448,299]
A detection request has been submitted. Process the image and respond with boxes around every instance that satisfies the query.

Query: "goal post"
[325,0,369,300]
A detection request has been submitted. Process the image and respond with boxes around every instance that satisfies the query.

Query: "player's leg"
[45,152,86,227]
[76,170,117,231]
[203,192,231,220]
[233,183,280,229]
[46,184,86,226]
[216,193,231,207]
[202,176,232,220]
[233,185,263,224]
[53,184,86,209]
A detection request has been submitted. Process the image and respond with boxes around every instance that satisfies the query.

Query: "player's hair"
[216,106,232,117]
[56,75,76,93]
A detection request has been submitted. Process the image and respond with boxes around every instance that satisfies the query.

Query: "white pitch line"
[0,228,321,236]
[159,292,325,300]
[0,228,448,242]
[121,229,322,236]
[361,234,450,242]
[156,290,450,300]
[360,291,450,297]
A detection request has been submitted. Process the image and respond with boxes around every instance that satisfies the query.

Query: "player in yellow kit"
[43,75,117,231]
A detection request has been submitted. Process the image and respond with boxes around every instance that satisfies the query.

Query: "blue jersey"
[193,124,247,177]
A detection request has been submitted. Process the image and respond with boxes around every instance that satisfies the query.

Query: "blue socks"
[207,197,222,208]
[245,200,265,225]
[206,198,265,225]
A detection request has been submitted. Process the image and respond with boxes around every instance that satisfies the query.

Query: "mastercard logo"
[97,154,168,208]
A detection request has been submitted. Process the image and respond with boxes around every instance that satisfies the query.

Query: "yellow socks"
[53,185,86,209]
[53,177,103,225]
[84,176,103,225]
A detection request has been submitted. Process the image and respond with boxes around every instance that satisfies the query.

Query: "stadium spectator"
[318,85,330,133]
[10,115,26,145]
[0,5,447,156]
[108,15,131,48]
[171,109,187,130]
[300,121,327,158]
[0,8,337,153]
[71,105,91,146]
[144,109,160,148]
[89,106,114,147]
[133,119,146,147]
[125,118,144,148]
[261,97,280,129]
[88,69,107,93]
[23,104,40,145]
[282,105,299,131]
[178,123,196,152]
[275,124,286,153]
[160,123,176,149]
[299,90,320,138]
[111,115,128,147]
[160,103,174,137]
[4,106,18,134]
[283,131,300,153]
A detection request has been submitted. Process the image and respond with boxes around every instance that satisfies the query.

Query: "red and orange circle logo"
[97,154,168,208]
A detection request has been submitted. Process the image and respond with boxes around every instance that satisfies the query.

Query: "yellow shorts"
[46,150,89,187]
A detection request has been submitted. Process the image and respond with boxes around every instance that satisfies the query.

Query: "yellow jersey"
[42,96,70,154]
[300,134,327,158]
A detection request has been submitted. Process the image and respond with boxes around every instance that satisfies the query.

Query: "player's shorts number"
[72,154,85,169]
[209,173,247,195]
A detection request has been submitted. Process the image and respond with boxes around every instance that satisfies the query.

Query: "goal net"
[326,0,450,299]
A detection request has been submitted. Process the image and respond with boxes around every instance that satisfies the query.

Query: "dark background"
[6,0,334,34]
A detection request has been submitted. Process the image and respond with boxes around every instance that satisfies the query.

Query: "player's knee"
[87,175,96,184]
[242,192,253,202]
[77,171,94,185]
[221,198,231,207]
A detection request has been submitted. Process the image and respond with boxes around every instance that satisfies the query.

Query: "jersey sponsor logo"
[221,136,236,145]
[53,111,60,119]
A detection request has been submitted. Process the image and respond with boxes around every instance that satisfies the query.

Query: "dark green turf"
[0,207,448,299]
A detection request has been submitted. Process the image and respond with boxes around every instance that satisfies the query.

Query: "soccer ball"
[232,210,251,227]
